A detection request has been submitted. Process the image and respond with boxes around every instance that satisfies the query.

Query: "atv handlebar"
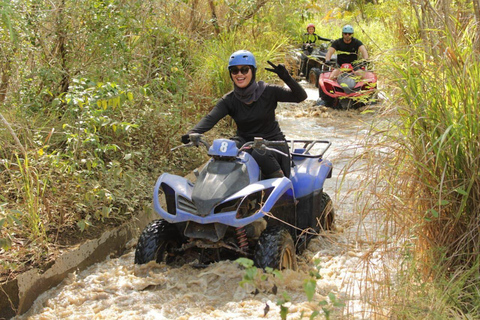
[239,137,289,158]
[171,133,210,151]
[321,59,371,70]
[253,137,287,148]
[172,135,328,159]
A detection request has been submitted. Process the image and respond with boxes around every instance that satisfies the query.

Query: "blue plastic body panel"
[153,173,294,228]
[208,139,238,157]
[290,155,332,198]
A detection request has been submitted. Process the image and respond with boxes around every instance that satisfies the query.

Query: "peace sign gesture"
[265,61,290,80]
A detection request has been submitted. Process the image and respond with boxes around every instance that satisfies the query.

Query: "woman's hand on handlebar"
[181,134,190,144]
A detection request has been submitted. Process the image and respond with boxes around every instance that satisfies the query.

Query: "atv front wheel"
[134,219,183,265]
[319,192,335,231]
[254,226,297,270]
[318,87,336,108]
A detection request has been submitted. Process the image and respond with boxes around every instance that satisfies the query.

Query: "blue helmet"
[342,25,354,34]
[228,50,257,69]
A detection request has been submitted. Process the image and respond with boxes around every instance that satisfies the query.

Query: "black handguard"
[265,61,290,81]
[181,134,190,144]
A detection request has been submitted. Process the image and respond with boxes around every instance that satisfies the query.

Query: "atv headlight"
[236,191,262,218]
[324,82,336,94]
[213,189,273,218]
[214,198,242,215]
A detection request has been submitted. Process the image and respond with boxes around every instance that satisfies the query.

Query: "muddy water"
[18,83,395,319]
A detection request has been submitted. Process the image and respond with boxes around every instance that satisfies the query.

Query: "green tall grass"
[388,29,480,315]
[190,31,291,102]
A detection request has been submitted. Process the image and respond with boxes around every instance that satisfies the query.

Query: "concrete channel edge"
[0,209,155,319]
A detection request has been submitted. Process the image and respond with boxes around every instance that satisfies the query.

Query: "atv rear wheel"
[319,192,335,231]
[308,67,321,87]
[134,219,183,265]
[254,226,297,270]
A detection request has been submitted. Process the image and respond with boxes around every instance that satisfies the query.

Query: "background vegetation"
[1,0,480,317]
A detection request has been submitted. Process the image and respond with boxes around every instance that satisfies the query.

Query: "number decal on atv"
[220,141,229,153]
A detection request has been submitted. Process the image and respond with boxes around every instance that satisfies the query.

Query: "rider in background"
[324,25,369,80]
[300,23,332,76]
[181,50,307,179]
[302,23,332,51]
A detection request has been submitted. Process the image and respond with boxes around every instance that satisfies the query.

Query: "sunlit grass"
[364,27,480,316]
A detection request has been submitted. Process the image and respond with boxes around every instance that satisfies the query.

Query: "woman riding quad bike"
[134,134,335,270]
[134,51,335,269]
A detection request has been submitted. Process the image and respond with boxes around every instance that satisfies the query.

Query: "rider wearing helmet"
[300,23,332,76]
[302,23,332,47]
[182,50,307,179]
[324,25,369,80]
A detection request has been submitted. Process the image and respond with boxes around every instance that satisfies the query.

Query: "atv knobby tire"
[339,98,364,110]
[319,192,335,231]
[254,226,297,270]
[318,87,336,108]
[308,67,321,87]
[134,219,183,265]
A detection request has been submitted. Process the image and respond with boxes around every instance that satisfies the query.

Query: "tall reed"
[390,29,480,313]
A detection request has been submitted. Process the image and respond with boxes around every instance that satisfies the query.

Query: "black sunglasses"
[343,33,352,35]
[230,66,250,75]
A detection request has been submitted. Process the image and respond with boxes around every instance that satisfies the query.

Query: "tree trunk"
[411,0,427,44]
[473,0,480,51]
[208,0,221,36]
[56,0,70,94]
[438,0,453,37]
[231,0,269,31]
[0,59,11,103]
[242,0,269,21]
[189,0,199,32]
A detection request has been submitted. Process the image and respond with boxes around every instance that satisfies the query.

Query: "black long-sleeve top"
[189,76,307,141]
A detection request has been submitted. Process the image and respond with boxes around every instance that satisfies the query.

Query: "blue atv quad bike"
[134,134,335,270]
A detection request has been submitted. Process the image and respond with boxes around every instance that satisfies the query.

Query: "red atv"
[318,62,377,110]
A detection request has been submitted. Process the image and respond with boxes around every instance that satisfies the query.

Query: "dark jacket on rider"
[330,37,364,65]
[187,74,307,177]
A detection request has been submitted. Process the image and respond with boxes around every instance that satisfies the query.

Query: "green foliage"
[15,155,46,239]
[52,78,136,163]
[0,0,18,44]
[392,43,480,312]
